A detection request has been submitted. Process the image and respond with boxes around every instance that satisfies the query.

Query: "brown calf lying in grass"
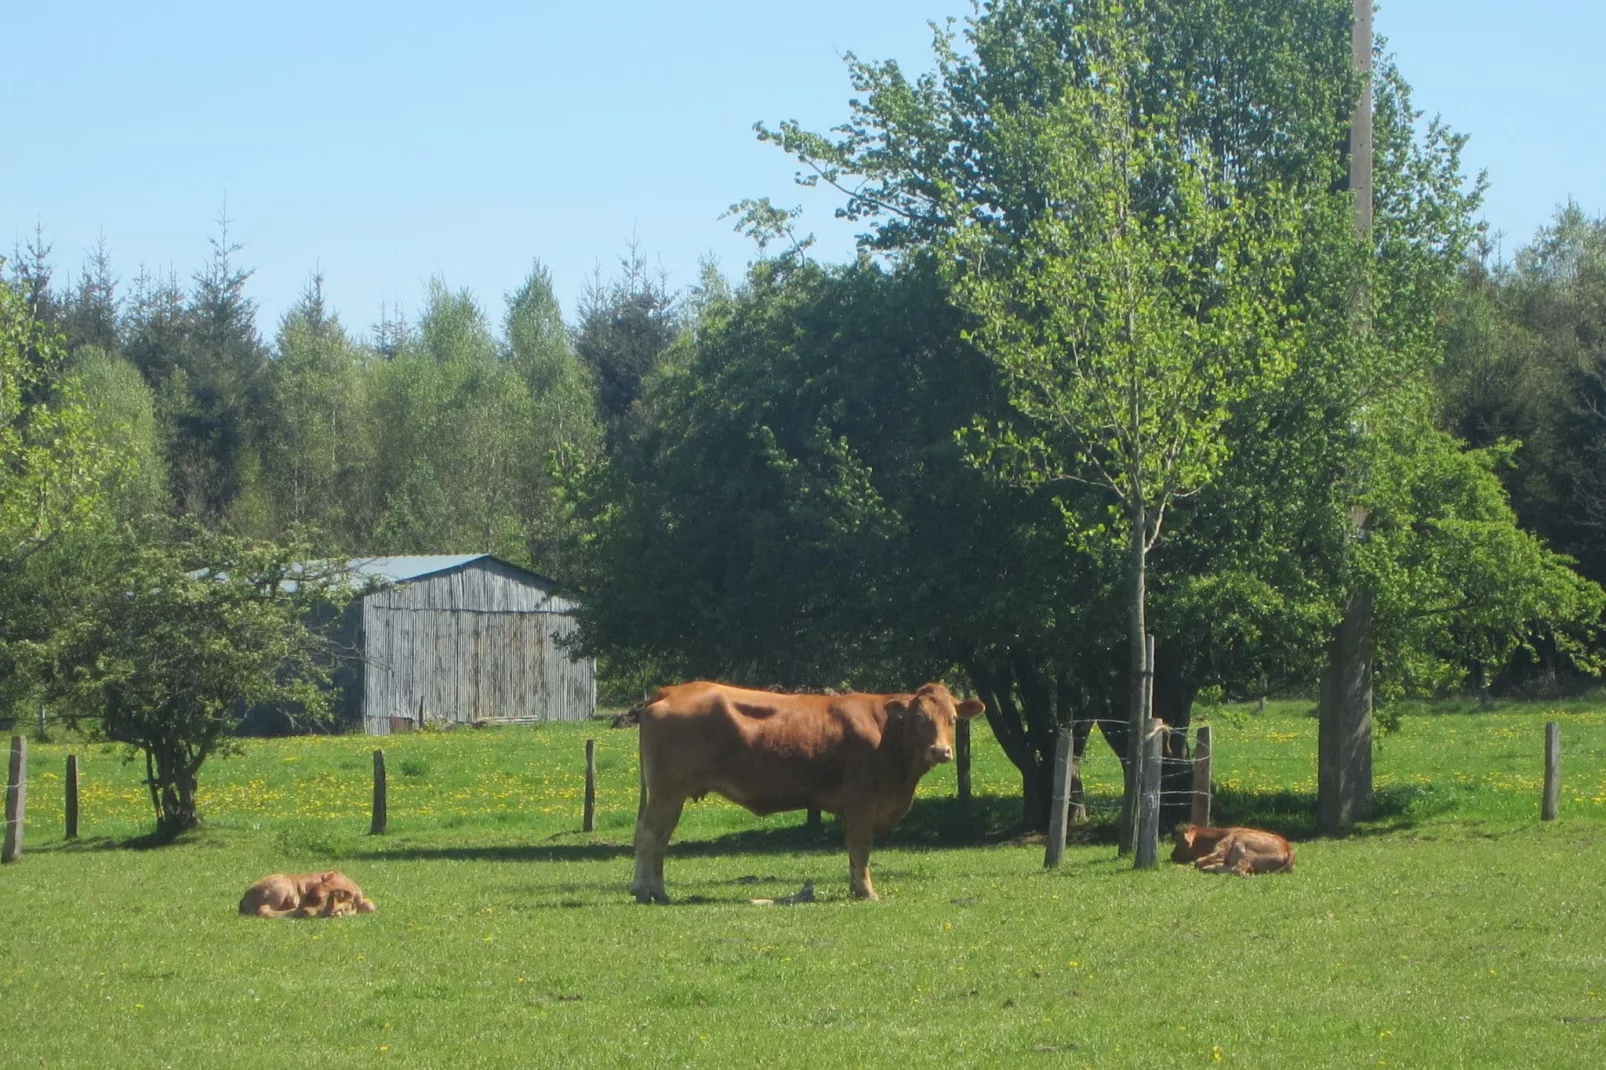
[239,871,377,917]
[1171,825,1295,875]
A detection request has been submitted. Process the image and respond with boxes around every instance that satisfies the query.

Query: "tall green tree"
[61,236,121,355]
[1441,204,1606,595]
[577,256,1096,821]
[573,242,680,452]
[365,279,533,559]
[71,346,169,522]
[259,272,370,547]
[940,4,1306,849]
[0,270,119,710]
[753,0,1357,819]
[174,223,269,522]
[504,262,602,576]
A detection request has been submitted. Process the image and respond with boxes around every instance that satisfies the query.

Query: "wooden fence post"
[3,736,26,863]
[370,749,387,835]
[583,738,597,832]
[1044,727,1076,868]
[66,754,79,840]
[956,716,972,811]
[1118,635,1157,858]
[1542,721,1560,821]
[1191,725,1212,828]
[1135,719,1163,869]
[806,808,822,829]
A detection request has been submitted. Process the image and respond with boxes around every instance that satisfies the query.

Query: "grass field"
[2,698,1604,1068]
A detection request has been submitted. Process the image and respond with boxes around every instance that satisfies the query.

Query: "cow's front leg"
[842,811,878,900]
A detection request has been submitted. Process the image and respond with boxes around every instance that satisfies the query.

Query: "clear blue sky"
[6,1,1601,339]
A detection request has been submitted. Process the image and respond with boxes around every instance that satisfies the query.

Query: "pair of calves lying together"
[1172,825,1295,874]
[239,871,376,918]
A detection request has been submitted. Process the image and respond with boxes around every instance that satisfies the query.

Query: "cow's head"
[888,682,986,767]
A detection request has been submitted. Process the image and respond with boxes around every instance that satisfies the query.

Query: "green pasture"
[2,699,1604,1068]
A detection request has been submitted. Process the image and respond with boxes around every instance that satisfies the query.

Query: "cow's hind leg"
[632,792,685,904]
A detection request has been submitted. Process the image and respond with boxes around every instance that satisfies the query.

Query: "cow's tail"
[612,688,665,729]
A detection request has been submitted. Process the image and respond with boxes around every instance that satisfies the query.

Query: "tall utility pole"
[1317,0,1375,836]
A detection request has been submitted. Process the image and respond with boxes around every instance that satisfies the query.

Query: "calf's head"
[318,872,377,916]
[888,683,986,767]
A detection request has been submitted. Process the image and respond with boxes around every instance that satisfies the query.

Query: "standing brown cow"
[1171,825,1295,875]
[613,681,985,902]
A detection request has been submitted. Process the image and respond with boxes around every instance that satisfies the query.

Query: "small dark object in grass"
[750,880,814,905]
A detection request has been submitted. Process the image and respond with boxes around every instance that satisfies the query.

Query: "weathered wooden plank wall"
[359,562,594,733]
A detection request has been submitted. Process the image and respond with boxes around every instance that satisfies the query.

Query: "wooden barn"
[335,555,595,734]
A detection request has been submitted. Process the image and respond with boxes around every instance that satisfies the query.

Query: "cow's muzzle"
[928,744,953,764]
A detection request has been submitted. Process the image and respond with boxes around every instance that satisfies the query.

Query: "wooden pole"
[1044,726,1076,869]
[956,716,972,811]
[370,748,387,835]
[3,736,26,863]
[65,754,79,840]
[806,808,822,829]
[1191,725,1212,828]
[583,738,597,832]
[1135,718,1164,868]
[1319,0,1378,841]
[1118,635,1157,857]
[1542,721,1560,821]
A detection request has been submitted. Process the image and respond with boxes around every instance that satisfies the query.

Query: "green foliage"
[365,279,536,561]
[0,270,118,571]
[1440,204,1606,594]
[1352,398,1604,696]
[577,258,1017,687]
[940,2,1309,633]
[71,344,170,521]
[0,270,120,709]
[504,262,604,577]
[41,525,353,832]
[257,273,371,546]
[573,242,681,449]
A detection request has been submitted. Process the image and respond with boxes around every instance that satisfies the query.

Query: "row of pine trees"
[4,226,690,582]
[8,199,1606,608]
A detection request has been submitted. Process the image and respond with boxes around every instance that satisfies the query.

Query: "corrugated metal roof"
[347,555,491,585]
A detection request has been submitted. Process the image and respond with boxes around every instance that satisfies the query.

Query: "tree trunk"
[968,656,1060,831]
[1318,587,1373,833]
[151,744,203,832]
[1152,644,1196,831]
[1118,496,1147,856]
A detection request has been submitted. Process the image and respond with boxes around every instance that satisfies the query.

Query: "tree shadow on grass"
[32,825,229,853]
[351,793,1030,866]
[1208,782,1455,840]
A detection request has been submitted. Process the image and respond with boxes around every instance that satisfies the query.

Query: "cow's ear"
[956,698,985,719]
[885,697,913,719]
